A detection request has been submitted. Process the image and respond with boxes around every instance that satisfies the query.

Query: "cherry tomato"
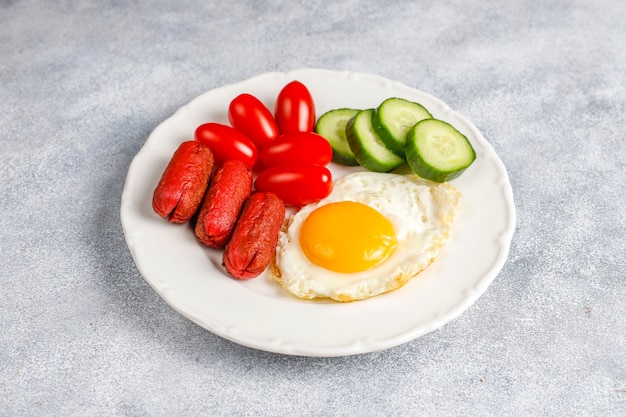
[228,93,279,149]
[275,81,316,134]
[254,163,333,206]
[259,132,332,168]
[194,123,258,168]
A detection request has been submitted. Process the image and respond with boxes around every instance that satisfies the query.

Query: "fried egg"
[271,171,461,302]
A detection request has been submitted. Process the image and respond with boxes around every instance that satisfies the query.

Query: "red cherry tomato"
[259,132,332,168]
[228,93,279,149]
[275,81,316,134]
[254,163,333,207]
[194,123,258,168]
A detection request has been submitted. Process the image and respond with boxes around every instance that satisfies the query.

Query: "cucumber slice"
[372,97,432,157]
[315,108,361,166]
[405,119,476,182]
[345,109,405,172]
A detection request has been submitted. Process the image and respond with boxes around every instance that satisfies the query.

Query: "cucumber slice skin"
[345,109,405,173]
[315,108,360,166]
[372,97,432,158]
[405,119,476,182]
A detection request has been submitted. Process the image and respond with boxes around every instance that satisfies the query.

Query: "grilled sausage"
[152,141,214,223]
[194,159,253,248]
[223,192,285,279]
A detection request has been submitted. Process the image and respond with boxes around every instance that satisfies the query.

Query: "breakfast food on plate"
[223,192,286,279]
[254,163,334,207]
[371,97,432,158]
[316,97,476,182]
[195,122,259,168]
[271,171,461,302]
[259,132,333,168]
[151,81,325,279]
[194,159,253,248]
[345,108,405,172]
[150,79,473,292]
[405,119,476,183]
[228,93,280,149]
[274,80,316,134]
[152,141,214,223]
[314,108,360,166]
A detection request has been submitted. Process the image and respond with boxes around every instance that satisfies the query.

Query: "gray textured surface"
[1,0,625,416]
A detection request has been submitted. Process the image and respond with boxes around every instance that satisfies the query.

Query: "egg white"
[270,171,461,302]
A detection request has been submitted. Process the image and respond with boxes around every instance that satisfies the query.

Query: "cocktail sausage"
[152,141,214,223]
[195,159,253,248]
[223,192,285,279]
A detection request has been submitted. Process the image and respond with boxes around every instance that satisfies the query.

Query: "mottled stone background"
[1,0,624,416]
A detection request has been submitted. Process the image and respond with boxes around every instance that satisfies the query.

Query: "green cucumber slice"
[405,118,476,182]
[345,109,405,172]
[315,108,360,166]
[372,97,432,157]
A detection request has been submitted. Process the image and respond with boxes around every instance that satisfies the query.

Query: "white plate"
[120,69,516,357]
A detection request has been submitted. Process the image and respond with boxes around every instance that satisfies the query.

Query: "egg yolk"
[299,201,397,273]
